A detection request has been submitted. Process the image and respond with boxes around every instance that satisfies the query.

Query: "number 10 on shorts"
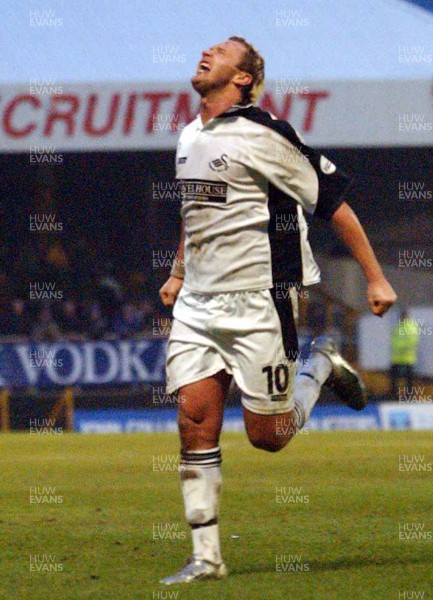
[262,363,290,401]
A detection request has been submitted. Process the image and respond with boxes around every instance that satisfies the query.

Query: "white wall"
[1,0,433,84]
[317,256,433,376]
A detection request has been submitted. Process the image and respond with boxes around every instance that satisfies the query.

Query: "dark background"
[1,146,431,301]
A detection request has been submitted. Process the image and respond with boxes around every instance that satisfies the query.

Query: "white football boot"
[310,336,367,411]
[160,556,228,585]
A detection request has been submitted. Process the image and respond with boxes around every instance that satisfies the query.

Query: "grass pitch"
[0,430,432,599]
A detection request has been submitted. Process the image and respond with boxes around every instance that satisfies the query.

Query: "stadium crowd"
[0,235,158,341]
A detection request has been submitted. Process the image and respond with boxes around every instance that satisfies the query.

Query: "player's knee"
[178,409,203,436]
[178,410,218,450]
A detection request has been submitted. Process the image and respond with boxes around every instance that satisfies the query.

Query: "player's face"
[191,40,248,97]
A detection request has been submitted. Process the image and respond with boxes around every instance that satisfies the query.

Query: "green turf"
[0,431,432,599]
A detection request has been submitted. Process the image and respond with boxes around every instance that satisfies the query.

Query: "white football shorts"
[165,287,298,415]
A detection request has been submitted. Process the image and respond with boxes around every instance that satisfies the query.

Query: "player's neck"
[199,90,242,124]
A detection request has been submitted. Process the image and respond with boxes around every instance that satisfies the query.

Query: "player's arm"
[243,123,397,316]
[159,220,185,307]
[331,202,397,316]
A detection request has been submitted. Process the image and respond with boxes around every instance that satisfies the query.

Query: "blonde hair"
[229,36,265,104]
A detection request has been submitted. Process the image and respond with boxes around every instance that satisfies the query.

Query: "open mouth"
[197,61,211,73]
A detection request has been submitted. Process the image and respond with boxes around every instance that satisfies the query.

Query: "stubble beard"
[191,71,234,98]
[191,77,219,97]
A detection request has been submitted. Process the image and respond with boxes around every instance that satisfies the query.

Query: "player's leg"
[283,284,368,419]
[239,290,366,452]
[242,347,334,451]
[178,371,230,561]
[161,371,231,585]
[243,337,367,451]
[293,335,368,427]
[243,408,297,452]
[178,369,230,450]
[162,317,231,584]
[233,288,301,451]
[268,285,333,434]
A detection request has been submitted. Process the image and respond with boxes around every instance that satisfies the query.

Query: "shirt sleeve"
[241,118,354,220]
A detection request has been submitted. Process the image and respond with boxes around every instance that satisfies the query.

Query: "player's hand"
[367,277,397,317]
[159,276,183,307]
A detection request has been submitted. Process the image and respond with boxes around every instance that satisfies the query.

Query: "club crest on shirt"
[320,155,336,174]
[209,153,229,171]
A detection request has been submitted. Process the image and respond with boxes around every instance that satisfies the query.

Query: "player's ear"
[232,71,253,88]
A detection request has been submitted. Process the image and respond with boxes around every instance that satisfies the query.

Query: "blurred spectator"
[44,240,72,295]
[46,240,69,270]
[55,299,84,340]
[10,299,31,336]
[0,272,11,309]
[126,270,153,302]
[32,304,61,341]
[96,262,123,328]
[0,233,163,340]
[136,299,154,331]
[0,244,10,273]
[69,236,97,291]
[0,299,31,336]
[112,303,143,338]
[12,241,45,295]
[85,303,107,340]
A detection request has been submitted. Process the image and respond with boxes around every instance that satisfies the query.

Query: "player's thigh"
[232,290,297,416]
[178,370,232,450]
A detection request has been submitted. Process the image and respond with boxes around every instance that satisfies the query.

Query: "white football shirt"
[175,104,352,294]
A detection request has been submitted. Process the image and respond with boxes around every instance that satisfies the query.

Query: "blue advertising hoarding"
[0,339,167,388]
[74,404,383,434]
[74,403,433,433]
